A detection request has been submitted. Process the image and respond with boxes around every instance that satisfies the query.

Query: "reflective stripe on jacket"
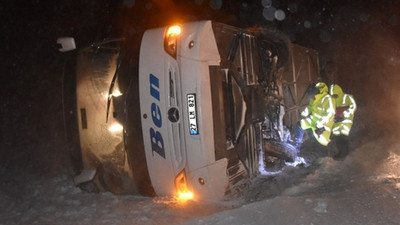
[330,84,357,136]
[300,82,336,146]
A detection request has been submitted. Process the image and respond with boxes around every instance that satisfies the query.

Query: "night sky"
[1,0,400,176]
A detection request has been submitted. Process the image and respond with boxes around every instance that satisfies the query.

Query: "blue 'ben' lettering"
[150,74,160,101]
[149,73,166,159]
[150,128,165,158]
[151,103,162,128]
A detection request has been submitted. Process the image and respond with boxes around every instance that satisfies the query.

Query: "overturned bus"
[62,20,320,201]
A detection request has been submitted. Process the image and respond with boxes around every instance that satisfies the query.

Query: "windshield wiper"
[106,59,121,123]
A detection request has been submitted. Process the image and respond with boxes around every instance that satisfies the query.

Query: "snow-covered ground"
[0,167,231,225]
[1,129,400,225]
[1,1,400,224]
[183,135,400,225]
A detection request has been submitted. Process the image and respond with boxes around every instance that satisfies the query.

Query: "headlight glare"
[164,25,181,58]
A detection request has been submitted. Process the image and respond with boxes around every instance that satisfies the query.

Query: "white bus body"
[70,20,320,201]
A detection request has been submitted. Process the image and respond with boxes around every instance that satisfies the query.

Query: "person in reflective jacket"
[329,84,357,136]
[294,82,336,147]
[328,84,357,160]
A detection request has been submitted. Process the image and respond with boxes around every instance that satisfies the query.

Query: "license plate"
[187,94,199,135]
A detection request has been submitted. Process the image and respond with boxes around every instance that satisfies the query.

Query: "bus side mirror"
[57,37,76,52]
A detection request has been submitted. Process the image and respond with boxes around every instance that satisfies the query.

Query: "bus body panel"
[139,21,229,199]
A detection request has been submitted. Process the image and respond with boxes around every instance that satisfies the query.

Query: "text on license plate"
[187,94,198,135]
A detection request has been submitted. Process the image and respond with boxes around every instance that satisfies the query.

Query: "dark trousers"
[293,121,305,147]
[331,135,350,160]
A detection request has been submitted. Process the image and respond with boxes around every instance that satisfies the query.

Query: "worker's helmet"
[315,82,328,94]
[329,84,343,98]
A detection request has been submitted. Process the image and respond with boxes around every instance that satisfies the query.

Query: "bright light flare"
[108,123,123,133]
[111,90,122,97]
[166,25,181,36]
[176,190,194,203]
[174,170,194,203]
[164,25,182,58]
[103,90,123,101]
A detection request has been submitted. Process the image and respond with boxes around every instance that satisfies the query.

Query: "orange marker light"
[164,25,182,58]
[166,25,181,36]
[174,170,194,203]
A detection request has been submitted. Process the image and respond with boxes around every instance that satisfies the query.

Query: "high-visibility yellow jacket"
[300,82,336,146]
[330,84,357,136]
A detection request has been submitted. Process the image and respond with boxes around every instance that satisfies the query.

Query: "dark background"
[1,0,400,176]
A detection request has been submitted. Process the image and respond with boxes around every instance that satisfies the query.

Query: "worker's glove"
[315,127,325,136]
